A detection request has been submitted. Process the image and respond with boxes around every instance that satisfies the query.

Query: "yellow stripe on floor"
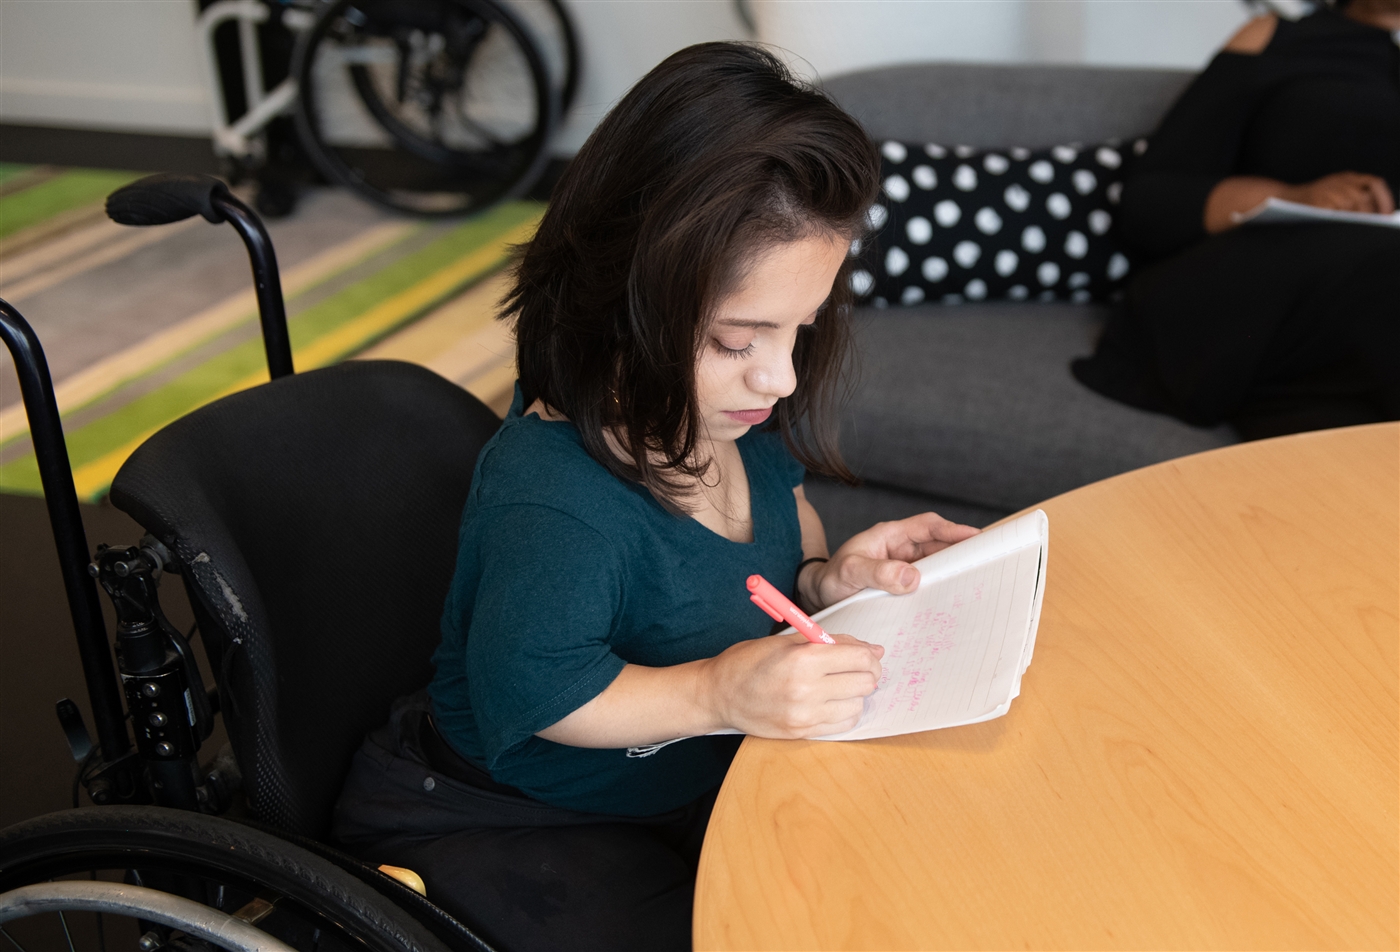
[0,219,420,448]
[65,216,536,499]
[356,270,509,368]
[357,270,518,415]
[0,215,203,301]
[293,218,534,370]
[1,215,155,288]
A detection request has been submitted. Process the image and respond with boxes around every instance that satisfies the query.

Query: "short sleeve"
[462,503,628,768]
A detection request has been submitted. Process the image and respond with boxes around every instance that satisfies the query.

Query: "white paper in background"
[1234,197,1400,229]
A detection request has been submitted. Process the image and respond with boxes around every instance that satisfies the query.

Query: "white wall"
[0,0,211,134]
[1076,1,1251,68]
[752,0,1251,78]
[750,1,1028,81]
[0,0,1250,144]
[550,0,751,153]
[0,0,751,149]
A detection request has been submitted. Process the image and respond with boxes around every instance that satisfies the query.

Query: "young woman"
[334,42,977,951]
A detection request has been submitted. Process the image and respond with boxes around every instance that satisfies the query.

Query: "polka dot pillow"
[850,139,1146,307]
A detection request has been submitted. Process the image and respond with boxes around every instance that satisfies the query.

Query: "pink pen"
[747,574,836,644]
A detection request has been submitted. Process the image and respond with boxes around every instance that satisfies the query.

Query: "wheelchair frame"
[0,173,495,952]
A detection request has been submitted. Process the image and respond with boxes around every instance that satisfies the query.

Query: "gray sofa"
[804,63,1239,544]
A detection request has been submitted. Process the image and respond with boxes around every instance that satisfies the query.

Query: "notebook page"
[1235,197,1400,229]
[814,540,1043,740]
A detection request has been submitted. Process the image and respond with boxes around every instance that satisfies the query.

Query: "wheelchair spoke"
[56,910,75,952]
[0,925,28,952]
[90,870,106,952]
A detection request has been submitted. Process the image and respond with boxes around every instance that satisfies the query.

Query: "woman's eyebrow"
[714,318,783,329]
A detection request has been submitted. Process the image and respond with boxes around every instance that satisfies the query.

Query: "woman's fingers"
[818,670,881,700]
[837,553,921,595]
[870,511,980,560]
[826,631,885,659]
[811,511,979,608]
[805,699,867,736]
[1302,172,1395,213]
[1366,177,1396,214]
[796,637,884,678]
[835,511,979,565]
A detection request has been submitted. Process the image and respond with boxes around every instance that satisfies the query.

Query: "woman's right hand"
[702,631,883,739]
[1283,172,1395,215]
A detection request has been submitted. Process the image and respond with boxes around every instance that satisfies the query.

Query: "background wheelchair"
[0,172,507,951]
[198,0,579,216]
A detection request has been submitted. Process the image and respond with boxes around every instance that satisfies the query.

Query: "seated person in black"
[1073,0,1400,440]
[331,43,979,952]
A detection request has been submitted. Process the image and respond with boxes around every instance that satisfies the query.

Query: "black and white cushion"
[851,138,1148,307]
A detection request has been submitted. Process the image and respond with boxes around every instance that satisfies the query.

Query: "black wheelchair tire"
[292,0,557,217]
[501,0,580,116]
[0,807,485,952]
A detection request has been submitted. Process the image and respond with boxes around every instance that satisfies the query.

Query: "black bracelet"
[793,557,829,612]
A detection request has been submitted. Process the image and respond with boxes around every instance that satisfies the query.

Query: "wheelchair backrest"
[110,360,502,839]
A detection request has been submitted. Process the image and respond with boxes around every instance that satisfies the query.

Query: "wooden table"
[695,423,1398,950]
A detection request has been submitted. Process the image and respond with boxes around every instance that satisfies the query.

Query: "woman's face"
[695,232,850,444]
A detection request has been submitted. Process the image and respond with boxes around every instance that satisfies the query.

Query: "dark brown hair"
[504,42,880,510]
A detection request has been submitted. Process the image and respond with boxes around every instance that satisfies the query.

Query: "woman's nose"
[747,351,797,399]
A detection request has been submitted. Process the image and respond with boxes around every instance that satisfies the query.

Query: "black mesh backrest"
[110,360,501,838]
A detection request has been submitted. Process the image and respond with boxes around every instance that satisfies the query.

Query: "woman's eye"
[716,340,755,359]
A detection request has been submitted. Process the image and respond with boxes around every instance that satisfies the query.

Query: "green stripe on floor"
[0,169,143,239]
[0,200,540,500]
[0,164,35,186]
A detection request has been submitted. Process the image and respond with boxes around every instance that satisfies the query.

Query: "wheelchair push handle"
[105,172,230,226]
[106,174,294,380]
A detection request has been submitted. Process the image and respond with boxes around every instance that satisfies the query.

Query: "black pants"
[331,692,719,952]
[1074,222,1400,440]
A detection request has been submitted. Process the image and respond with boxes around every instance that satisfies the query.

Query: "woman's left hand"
[798,513,980,611]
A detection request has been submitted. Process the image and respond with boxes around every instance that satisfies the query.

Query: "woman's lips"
[724,407,773,425]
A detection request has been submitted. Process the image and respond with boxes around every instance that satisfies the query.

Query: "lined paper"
[807,509,1049,740]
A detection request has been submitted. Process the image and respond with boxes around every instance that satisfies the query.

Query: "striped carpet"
[0,165,537,501]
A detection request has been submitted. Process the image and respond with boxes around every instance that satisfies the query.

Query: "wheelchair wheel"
[0,880,293,951]
[497,0,580,117]
[293,0,556,216]
[0,807,466,952]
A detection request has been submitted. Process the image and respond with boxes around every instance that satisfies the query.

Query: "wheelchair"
[199,0,579,216]
[0,173,507,951]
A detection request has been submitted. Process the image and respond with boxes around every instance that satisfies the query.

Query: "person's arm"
[1120,17,1278,258]
[536,630,884,745]
[1203,172,1397,233]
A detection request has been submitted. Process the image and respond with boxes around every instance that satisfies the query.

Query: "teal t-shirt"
[428,388,806,817]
